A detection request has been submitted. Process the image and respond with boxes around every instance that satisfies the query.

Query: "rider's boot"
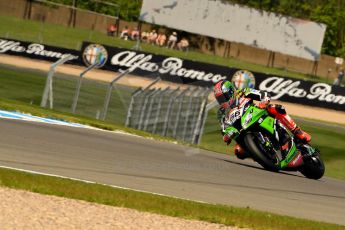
[234,144,249,160]
[292,126,311,143]
[267,104,311,143]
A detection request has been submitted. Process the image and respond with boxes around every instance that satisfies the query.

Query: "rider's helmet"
[213,80,236,108]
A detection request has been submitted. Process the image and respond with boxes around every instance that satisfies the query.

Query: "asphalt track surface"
[0,119,344,226]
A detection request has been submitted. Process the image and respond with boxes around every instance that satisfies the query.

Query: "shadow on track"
[222,159,306,179]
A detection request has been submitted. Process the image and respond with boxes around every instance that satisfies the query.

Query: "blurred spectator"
[107,24,117,37]
[148,30,158,45]
[131,27,140,40]
[167,32,177,49]
[141,31,149,43]
[177,37,189,51]
[156,32,166,47]
[333,67,344,86]
[120,26,129,40]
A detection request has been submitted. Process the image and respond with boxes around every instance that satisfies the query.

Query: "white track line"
[0,165,208,204]
[0,110,90,128]
[0,110,142,137]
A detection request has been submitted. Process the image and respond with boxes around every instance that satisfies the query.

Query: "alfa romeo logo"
[231,70,256,89]
[82,44,108,68]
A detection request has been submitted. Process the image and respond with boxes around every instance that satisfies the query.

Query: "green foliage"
[48,0,141,21]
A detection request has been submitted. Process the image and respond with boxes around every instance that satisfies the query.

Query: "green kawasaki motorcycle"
[224,98,325,179]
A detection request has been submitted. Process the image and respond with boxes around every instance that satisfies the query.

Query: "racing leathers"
[217,88,311,159]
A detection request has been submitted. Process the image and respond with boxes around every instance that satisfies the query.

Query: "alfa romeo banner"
[80,42,345,112]
[81,42,228,85]
[0,38,81,64]
[254,74,345,111]
[1,38,344,112]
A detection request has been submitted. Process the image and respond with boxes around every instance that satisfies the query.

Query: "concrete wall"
[140,0,326,61]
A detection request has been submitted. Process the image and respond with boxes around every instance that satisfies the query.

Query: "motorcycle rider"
[214,80,311,159]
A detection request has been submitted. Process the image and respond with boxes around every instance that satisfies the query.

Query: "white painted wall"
[140,0,326,60]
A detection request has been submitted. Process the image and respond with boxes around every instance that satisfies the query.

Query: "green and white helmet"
[213,80,236,106]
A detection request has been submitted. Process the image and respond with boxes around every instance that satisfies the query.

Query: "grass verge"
[0,167,344,230]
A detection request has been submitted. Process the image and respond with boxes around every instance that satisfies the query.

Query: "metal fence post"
[163,87,190,137]
[71,62,99,114]
[162,92,179,136]
[138,89,158,130]
[142,77,161,91]
[48,70,54,109]
[101,69,130,120]
[173,88,192,138]
[152,87,176,134]
[41,54,74,108]
[125,88,143,127]
[189,96,203,138]
[192,99,207,145]
[194,91,215,145]
[143,89,162,131]
[182,87,203,141]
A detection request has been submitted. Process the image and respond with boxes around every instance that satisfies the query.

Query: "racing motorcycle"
[224,98,325,179]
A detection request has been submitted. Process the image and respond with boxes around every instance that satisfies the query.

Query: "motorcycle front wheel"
[244,132,280,172]
[299,150,325,180]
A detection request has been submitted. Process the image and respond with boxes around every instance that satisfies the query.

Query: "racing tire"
[299,152,325,180]
[244,133,280,172]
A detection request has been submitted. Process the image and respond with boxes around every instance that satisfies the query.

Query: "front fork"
[256,132,280,163]
[257,132,274,152]
[298,144,318,159]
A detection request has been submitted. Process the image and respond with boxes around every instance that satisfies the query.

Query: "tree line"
[48,0,345,57]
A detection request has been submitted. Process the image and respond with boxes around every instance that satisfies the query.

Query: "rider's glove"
[223,133,232,145]
[258,96,270,109]
[236,89,245,97]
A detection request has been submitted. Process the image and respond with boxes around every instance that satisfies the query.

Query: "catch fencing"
[40,57,138,124]
[125,86,211,144]
[39,56,212,144]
